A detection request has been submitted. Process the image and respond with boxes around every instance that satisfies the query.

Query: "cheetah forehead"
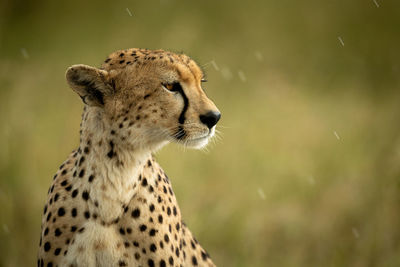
[101,48,203,79]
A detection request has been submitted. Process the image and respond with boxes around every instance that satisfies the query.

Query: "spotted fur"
[37,48,220,267]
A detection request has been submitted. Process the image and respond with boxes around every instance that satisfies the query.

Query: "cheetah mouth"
[181,128,215,149]
[184,134,210,148]
[171,126,215,149]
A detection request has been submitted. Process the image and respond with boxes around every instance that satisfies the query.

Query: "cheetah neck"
[76,107,153,224]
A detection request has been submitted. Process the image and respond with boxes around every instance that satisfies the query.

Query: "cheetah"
[37,48,221,267]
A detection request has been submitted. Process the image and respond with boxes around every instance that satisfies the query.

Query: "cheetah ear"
[66,64,115,107]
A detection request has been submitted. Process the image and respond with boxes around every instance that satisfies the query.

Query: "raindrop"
[238,70,246,82]
[257,188,266,200]
[126,8,133,16]
[21,48,29,59]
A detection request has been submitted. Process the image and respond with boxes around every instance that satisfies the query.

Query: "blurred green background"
[1,0,400,266]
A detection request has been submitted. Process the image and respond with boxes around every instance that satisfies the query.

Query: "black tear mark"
[173,83,189,140]
[174,83,189,124]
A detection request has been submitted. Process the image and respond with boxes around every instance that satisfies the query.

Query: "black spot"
[160,259,166,267]
[79,169,85,178]
[84,146,90,154]
[71,226,77,232]
[201,251,208,260]
[164,234,169,243]
[46,212,52,221]
[173,206,177,216]
[132,208,140,218]
[54,228,62,236]
[88,175,94,182]
[176,223,180,231]
[119,228,125,235]
[71,208,77,217]
[84,211,90,219]
[139,224,147,231]
[167,207,171,216]
[149,229,157,236]
[133,241,139,247]
[144,94,151,99]
[127,227,132,234]
[158,215,163,223]
[47,263,53,267]
[44,242,51,252]
[57,207,65,216]
[65,185,72,191]
[79,157,85,166]
[107,141,115,158]
[72,189,78,198]
[54,248,61,256]
[149,204,155,212]
[150,243,157,252]
[44,227,49,236]
[148,259,155,267]
[134,252,140,260]
[61,180,68,186]
[82,191,89,201]
[175,247,179,257]
[192,256,198,265]
[168,256,174,265]
[61,169,67,175]
[142,178,148,187]
[119,60,125,64]
[118,260,127,266]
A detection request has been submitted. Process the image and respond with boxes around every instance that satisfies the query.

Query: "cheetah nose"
[199,111,221,129]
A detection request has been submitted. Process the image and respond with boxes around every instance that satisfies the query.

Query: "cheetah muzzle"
[38,48,220,267]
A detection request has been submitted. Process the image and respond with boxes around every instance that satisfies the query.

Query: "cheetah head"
[66,48,221,151]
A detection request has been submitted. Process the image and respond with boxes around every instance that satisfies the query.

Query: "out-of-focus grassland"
[1,0,400,266]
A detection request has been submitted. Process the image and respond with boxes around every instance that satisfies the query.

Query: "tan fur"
[38,48,220,267]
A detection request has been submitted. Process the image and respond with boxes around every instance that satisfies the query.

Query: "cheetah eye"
[162,82,182,92]
[165,83,174,90]
[201,79,207,83]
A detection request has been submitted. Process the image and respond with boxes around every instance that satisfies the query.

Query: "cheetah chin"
[180,127,216,149]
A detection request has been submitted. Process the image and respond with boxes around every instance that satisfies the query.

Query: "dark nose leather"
[199,111,221,129]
